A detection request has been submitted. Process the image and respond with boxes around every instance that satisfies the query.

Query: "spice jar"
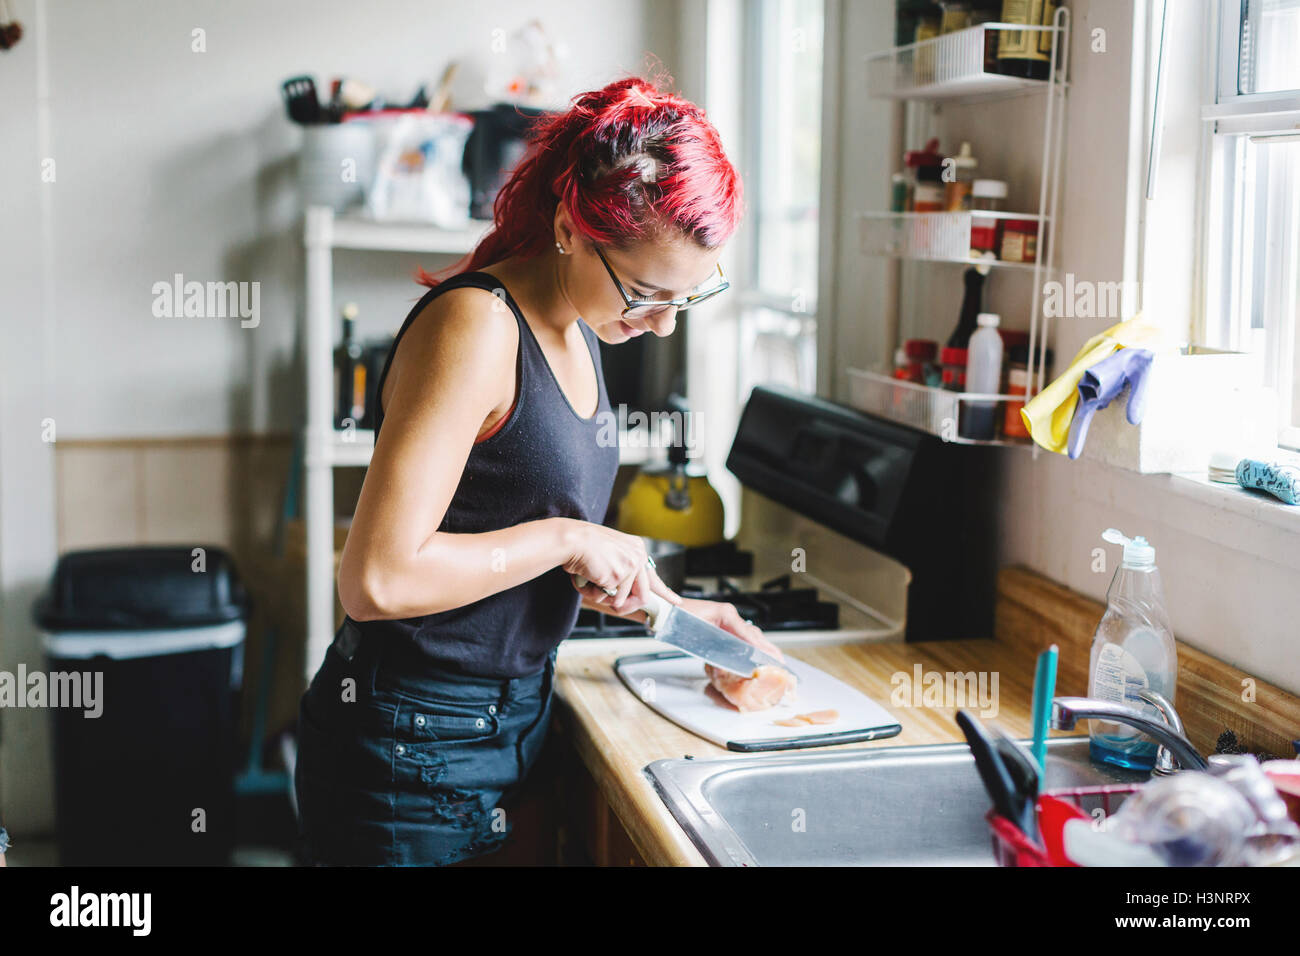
[903,338,939,383]
[1000,218,1039,263]
[943,142,979,212]
[938,0,972,34]
[969,179,1006,257]
[902,138,943,212]
[1002,343,1054,438]
[913,165,945,213]
[892,347,911,380]
[890,172,907,213]
[940,346,968,392]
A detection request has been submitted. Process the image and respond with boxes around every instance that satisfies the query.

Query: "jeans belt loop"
[334,619,362,662]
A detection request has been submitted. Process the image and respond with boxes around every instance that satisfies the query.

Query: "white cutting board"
[615,651,902,752]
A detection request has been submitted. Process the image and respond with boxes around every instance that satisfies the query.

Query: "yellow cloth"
[1020,315,1168,454]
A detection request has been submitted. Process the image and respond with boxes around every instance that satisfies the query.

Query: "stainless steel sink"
[645,736,1148,866]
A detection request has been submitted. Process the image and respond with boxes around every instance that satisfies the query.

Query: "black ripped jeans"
[294,620,556,866]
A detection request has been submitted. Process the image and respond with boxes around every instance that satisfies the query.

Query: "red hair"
[418,76,742,286]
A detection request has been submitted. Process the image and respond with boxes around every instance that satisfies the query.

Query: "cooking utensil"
[574,575,788,678]
[955,709,1040,845]
[1030,644,1058,772]
[641,537,686,591]
[428,61,459,113]
[281,75,322,125]
[987,723,1042,844]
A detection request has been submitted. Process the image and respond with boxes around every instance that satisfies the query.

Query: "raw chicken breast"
[773,709,839,727]
[705,663,797,713]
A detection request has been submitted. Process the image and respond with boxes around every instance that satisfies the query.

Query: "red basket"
[988,783,1142,867]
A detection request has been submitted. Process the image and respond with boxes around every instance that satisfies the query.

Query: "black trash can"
[35,546,247,866]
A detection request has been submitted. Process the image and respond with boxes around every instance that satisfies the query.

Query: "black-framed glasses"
[593,244,730,320]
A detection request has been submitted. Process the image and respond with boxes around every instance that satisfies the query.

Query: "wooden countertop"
[553,636,1054,867]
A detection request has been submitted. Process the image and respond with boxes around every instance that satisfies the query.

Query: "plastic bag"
[364,111,473,226]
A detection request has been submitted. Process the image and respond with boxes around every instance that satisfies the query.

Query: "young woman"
[294,77,782,866]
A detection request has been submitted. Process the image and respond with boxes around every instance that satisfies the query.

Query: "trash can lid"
[41,619,246,660]
[34,546,249,632]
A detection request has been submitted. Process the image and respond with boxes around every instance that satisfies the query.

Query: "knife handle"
[573,575,674,631]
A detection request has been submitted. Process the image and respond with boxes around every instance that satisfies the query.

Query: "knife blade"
[574,576,791,679]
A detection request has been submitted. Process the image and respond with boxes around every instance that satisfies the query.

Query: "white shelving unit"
[866,21,1061,102]
[301,206,662,674]
[852,12,1071,446]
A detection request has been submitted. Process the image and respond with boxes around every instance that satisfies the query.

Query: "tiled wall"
[55,436,292,560]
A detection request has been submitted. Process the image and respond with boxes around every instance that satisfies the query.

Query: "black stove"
[567,555,840,639]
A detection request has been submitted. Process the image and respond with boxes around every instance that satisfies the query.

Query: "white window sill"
[1166,458,1300,535]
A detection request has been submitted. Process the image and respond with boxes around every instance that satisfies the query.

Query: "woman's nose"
[648,307,678,337]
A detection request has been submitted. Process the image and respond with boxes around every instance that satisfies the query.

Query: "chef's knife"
[574,575,792,679]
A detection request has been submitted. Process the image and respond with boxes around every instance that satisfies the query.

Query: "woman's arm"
[338,288,575,620]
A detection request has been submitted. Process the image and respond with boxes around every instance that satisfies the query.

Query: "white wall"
[5,0,676,440]
[0,0,677,831]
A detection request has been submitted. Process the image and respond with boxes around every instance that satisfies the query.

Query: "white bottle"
[1087,528,1178,771]
[960,312,1002,439]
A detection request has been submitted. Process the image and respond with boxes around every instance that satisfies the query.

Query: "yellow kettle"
[615,396,724,546]
[616,459,725,547]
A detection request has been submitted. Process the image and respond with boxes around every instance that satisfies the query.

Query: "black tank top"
[351,271,619,679]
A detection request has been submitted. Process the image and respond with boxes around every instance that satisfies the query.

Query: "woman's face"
[557,224,724,345]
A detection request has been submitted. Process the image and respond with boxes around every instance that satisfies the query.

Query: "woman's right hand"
[560,520,656,617]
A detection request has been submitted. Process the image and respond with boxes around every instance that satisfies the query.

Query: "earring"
[555,241,566,254]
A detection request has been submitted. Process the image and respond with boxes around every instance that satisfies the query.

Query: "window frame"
[1202,0,1300,449]
[735,0,827,400]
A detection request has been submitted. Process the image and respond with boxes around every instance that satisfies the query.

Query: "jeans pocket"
[393,697,501,745]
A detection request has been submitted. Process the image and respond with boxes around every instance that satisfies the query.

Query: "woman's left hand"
[580,571,784,662]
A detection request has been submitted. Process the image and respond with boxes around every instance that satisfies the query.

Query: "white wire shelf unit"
[866,22,1067,101]
[846,368,1030,447]
[853,8,1070,446]
[858,210,1050,270]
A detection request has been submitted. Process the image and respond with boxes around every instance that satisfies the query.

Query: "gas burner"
[683,540,753,578]
[571,606,652,638]
[568,579,839,639]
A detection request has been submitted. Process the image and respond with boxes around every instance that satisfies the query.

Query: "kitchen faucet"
[1050,693,1208,772]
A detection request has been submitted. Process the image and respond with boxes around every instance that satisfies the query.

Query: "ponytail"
[418,76,742,286]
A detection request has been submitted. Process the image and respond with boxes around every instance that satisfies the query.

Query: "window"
[1204,0,1300,449]
[738,0,824,398]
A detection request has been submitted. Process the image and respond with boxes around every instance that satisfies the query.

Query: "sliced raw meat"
[772,709,839,728]
[705,663,797,713]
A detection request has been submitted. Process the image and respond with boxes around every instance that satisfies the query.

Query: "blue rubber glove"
[1067,348,1154,460]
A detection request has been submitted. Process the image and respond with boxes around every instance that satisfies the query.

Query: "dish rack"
[988,782,1140,867]
[852,8,1070,448]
